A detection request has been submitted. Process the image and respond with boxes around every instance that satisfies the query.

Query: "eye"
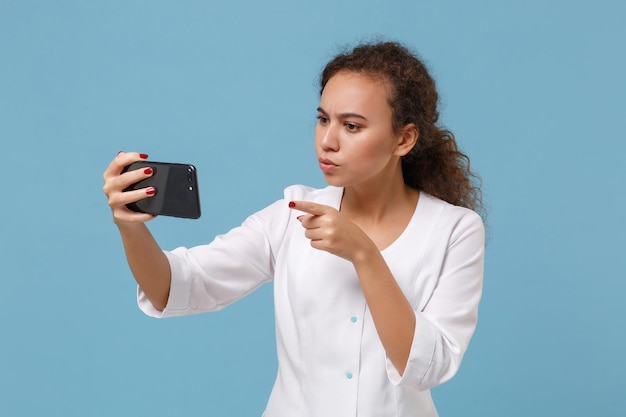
[345,123,360,132]
[317,115,329,125]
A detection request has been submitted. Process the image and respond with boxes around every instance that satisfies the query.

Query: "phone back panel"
[123,161,201,219]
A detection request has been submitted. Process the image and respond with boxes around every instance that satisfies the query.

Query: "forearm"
[353,249,416,375]
[117,222,171,311]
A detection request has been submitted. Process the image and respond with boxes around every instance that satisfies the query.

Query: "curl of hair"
[320,41,484,216]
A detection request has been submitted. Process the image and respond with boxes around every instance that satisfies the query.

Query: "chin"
[322,174,355,188]
[321,174,345,187]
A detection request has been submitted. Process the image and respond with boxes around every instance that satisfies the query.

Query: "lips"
[318,158,338,173]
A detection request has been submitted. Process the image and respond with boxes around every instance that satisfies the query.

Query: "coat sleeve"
[386,208,485,390]
[138,198,290,318]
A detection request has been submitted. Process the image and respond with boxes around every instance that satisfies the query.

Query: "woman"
[103,41,485,417]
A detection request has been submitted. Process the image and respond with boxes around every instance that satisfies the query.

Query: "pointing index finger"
[288,201,329,216]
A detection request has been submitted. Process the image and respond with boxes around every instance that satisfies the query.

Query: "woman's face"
[315,71,405,189]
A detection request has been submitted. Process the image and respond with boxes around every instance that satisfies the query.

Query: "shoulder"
[420,193,484,239]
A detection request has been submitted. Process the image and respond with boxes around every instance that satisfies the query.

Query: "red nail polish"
[288,201,296,208]
[139,153,149,159]
[144,167,153,175]
[146,188,156,195]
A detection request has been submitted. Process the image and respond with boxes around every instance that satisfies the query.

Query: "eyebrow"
[317,107,368,121]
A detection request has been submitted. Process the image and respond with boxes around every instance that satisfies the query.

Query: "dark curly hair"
[320,41,484,215]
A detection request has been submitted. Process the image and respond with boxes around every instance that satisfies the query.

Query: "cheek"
[345,141,390,173]
[314,124,326,147]
[313,125,322,144]
[361,133,397,158]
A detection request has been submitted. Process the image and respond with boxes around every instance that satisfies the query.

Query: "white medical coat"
[139,184,485,417]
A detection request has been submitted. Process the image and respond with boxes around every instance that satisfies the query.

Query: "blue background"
[1,0,624,415]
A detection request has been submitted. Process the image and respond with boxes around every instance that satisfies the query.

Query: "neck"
[341,170,418,223]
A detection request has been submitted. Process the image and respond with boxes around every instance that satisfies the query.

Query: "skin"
[102,70,420,374]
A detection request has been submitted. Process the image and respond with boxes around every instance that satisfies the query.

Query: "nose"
[319,123,339,152]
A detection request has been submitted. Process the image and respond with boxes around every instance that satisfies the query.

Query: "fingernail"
[117,150,123,155]
[144,167,153,175]
[296,215,304,221]
[146,187,156,195]
[288,201,296,208]
[139,153,149,159]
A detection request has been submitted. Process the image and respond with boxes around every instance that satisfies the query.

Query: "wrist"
[351,243,381,267]
[115,219,148,233]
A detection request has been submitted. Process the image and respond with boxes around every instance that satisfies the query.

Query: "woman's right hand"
[103,151,172,311]
[102,151,157,224]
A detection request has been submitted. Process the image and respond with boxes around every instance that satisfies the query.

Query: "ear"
[393,123,419,157]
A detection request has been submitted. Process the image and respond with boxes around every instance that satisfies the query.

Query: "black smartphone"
[122,161,201,219]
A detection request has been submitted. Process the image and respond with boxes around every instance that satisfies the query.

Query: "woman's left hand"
[289,201,377,263]
[291,200,416,374]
